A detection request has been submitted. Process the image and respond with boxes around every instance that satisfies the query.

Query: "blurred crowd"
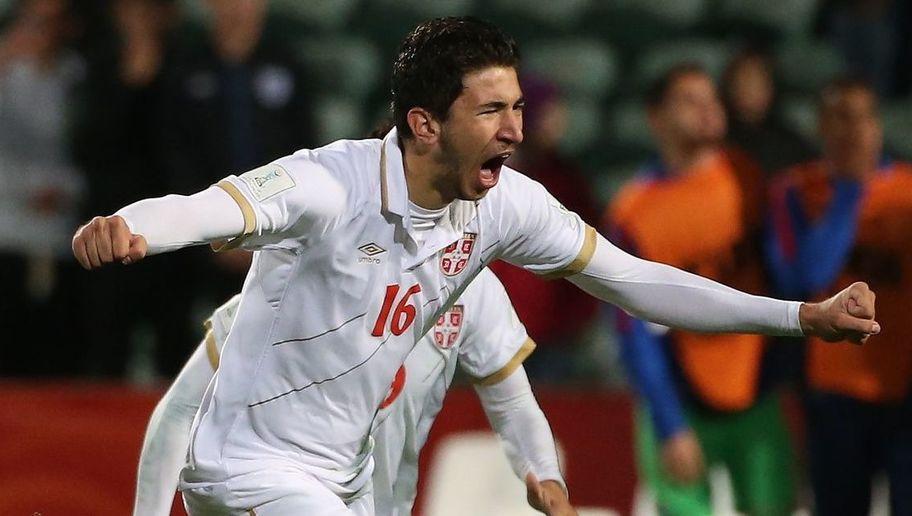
[0,0,910,513]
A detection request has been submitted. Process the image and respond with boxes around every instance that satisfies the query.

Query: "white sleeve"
[115,157,347,254]
[457,270,534,383]
[568,232,803,336]
[115,186,245,255]
[133,341,216,516]
[474,367,565,492]
[214,158,347,249]
[492,170,591,278]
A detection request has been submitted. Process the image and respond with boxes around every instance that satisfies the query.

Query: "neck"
[660,142,719,176]
[825,154,880,182]
[402,139,455,209]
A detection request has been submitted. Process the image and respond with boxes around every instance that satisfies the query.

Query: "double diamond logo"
[358,243,386,257]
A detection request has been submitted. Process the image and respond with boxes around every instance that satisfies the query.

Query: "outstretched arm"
[475,366,575,516]
[568,232,878,344]
[133,339,216,516]
[72,186,246,269]
[73,159,347,269]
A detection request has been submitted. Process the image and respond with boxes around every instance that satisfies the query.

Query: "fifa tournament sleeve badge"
[238,163,296,201]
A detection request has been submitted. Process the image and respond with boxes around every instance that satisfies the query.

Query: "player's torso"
[243,214,483,423]
[205,152,500,480]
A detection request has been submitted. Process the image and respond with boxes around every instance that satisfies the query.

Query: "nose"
[498,110,523,145]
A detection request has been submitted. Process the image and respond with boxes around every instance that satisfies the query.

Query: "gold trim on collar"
[204,329,220,370]
[380,142,389,213]
[540,224,597,280]
[474,337,536,386]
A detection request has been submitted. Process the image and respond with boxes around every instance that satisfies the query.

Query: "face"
[18,0,69,54]
[205,0,266,29]
[728,57,773,124]
[435,66,524,201]
[114,0,167,35]
[819,87,882,170]
[651,72,727,149]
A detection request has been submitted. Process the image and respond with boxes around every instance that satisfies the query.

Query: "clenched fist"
[800,282,879,344]
[72,215,148,270]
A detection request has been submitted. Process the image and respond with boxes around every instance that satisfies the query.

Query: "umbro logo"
[358,243,386,264]
[359,243,386,256]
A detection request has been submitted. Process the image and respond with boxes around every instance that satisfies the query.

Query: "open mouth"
[479,153,510,189]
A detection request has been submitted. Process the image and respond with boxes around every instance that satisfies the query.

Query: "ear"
[407,107,442,145]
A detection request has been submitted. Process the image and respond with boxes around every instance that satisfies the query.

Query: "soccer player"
[766,78,912,516]
[607,63,795,515]
[133,268,573,516]
[74,17,878,515]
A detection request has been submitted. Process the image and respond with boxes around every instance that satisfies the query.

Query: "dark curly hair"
[391,16,520,139]
[645,62,709,108]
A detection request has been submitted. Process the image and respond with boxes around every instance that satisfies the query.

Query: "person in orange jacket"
[607,63,796,515]
[765,77,912,516]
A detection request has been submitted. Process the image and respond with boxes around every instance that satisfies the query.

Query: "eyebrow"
[478,97,526,110]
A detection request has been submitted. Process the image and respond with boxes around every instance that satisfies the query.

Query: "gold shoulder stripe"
[204,329,220,370]
[474,338,536,386]
[212,180,257,252]
[212,180,256,251]
[540,224,597,280]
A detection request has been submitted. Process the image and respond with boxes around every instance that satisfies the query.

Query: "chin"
[458,188,491,201]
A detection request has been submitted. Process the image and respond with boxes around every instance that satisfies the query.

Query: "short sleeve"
[457,270,535,385]
[214,154,348,250]
[201,294,242,369]
[492,170,597,278]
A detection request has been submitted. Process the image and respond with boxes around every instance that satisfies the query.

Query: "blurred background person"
[606,64,795,516]
[490,74,600,383]
[149,0,317,375]
[765,77,912,516]
[721,47,814,177]
[0,0,85,376]
[70,0,185,379]
[157,0,315,195]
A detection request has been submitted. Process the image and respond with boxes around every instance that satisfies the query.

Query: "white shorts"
[181,467,374,516]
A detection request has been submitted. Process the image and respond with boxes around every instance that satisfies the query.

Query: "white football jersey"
[180,128,593,505]
[203,268,530,516]
[369,268,530,516]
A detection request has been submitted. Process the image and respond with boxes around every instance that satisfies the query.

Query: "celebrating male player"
[75,17,878,515]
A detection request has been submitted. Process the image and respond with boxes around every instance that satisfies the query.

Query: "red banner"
[0,382,637,515]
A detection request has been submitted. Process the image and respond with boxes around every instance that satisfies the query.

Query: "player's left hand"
[526,473,577,516]
[799,281,880,344]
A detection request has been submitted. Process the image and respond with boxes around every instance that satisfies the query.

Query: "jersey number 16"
[371,284,422,337]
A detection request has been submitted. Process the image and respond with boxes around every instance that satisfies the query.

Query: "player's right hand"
[661,429,704,485]
[72,215,147,270]
[525,473,577,516]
